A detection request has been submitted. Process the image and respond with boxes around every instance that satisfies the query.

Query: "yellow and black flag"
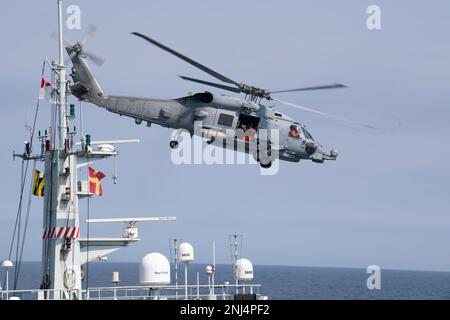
[32,169,45,197]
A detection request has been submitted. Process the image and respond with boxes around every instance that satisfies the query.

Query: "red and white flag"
[39,78,54,102]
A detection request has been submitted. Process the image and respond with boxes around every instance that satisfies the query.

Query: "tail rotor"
[50,24,105,67]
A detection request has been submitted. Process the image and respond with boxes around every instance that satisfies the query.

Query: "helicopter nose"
[310,145,339,163]
[330,148,339,158]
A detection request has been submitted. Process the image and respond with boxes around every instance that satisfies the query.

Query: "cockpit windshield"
[302,127,314,140]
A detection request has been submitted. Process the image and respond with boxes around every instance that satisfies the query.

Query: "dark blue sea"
[5,262,450,299]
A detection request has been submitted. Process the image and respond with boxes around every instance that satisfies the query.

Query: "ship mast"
[57,0,67,149]
[37,1,141,300]
[39,0,81,299]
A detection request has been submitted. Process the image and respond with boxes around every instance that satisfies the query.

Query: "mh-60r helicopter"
[65,29,374,168]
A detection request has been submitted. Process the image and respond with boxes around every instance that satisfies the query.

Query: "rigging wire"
[6,160,27,287]
[14,160,37,289]
[7,61,46,290]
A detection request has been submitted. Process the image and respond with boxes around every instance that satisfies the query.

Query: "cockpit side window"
[289,125,301,139]
[302,127,314,140]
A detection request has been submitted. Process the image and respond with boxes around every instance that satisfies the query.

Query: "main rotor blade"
[131,32,240,87]
[179,75,242,93]
[269,83,347,94]
[272,97,378,130]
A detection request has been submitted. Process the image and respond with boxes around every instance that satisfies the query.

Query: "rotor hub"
[239,84,271,101]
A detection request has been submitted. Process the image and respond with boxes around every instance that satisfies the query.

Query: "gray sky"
[0,0,449,271]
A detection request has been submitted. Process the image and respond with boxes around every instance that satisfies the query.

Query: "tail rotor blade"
[50,31,73,47]
[51,26,104,67]
[85,51,105,67]
[80,24,98,45]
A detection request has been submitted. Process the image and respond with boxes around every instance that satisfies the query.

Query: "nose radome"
[330,148,339,158]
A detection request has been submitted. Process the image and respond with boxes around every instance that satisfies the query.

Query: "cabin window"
[218,113,234,127]
[289,125,301,139]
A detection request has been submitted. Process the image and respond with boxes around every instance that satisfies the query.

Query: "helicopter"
[65,30,373,168]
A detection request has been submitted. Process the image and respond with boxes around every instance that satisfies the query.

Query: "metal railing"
[0,284,263,300]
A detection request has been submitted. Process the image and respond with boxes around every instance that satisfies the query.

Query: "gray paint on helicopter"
[66,34,346,167]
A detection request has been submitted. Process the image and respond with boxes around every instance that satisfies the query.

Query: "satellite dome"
[2,260,13,268]
[236,258,254,281]
[178,242,194,263]
[206,265,213,275]
[139,252,170,286]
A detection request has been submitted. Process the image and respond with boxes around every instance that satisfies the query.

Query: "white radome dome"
[139,252,170,286]
[2,260,13,268]
[236,258,254,281]
[178,242,194,263]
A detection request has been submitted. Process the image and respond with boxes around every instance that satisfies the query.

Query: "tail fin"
[66,44,105,104]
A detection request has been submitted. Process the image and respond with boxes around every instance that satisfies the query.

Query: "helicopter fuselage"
[85,90,336,165]
[68,43,338,168]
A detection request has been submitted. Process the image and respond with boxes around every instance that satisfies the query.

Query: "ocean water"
[4,262,450,300]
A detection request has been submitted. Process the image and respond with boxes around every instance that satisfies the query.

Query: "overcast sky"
[0,0,449,272]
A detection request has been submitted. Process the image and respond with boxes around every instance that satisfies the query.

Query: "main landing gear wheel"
[169,140,179,149]
[258,152,273,169]
[257,144,272,169]
[260,158,272,169]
